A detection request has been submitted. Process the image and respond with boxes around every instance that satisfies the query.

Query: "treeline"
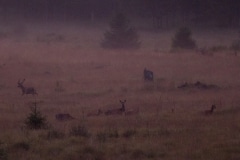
[0,0,239,28]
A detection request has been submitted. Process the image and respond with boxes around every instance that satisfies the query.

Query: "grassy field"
[0,23,240,160]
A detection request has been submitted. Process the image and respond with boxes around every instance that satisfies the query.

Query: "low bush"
[47,129,65,140]
[69,125,90,138]
[0,148,8,160]
[122,129,137,138]
[230,39,240,51]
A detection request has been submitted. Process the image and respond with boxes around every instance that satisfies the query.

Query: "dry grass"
[0,23,240,160]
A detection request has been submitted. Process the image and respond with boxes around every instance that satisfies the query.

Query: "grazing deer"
[204,105,216,115]
[87,109,103,117]
[17,79,37,95]
[105,100,126,116]
[144,68,154,81]
[55,113,75,121]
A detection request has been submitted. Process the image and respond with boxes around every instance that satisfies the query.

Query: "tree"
[101,13,140,49]
[24,102,48,130]
[171,27,197,50]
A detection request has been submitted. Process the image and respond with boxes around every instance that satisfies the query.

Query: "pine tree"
[101,13,140,49]
[172,27,197,50]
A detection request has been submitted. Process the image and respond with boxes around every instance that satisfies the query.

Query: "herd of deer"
[17,68,217,122]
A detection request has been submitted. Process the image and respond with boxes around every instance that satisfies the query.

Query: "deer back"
[55,113,75,121]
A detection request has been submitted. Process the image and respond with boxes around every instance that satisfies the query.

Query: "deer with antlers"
[17,79,38,95]
[105,100,126,116]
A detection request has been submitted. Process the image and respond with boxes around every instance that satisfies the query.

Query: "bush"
[122,129,137,138]
[69,125,90,138]
[47,129,65,140]
[172,27,197,50]
[230,39,240,51]
[101,13,140,49]
[24,103,48,130]
[12,141,30,151]
[0,148,8,160]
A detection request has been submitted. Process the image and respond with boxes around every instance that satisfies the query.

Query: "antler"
[18,79,26,84]
[120,100,126,103]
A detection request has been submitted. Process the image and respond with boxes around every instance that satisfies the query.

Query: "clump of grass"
[157,128,171,137]
[11,141,30,151]
[46,129,65,140]
[131,149,145,159]
[230,39,240,52]
[77,146,105,160]
[96,132,107,143]
[69,125,90,138]
[131,149,159,159]
[96,129,119,143]
[209,45,228,52]
[54,81,65,92]
[122,129,137,138]
[108,129,119,138]
[0,148,8,160]
[36,33,65,44]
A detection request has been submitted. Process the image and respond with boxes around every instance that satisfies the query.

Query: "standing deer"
[204,105,216,115]
[17,79,37,95]
[105,100,126,116]
[144,68,154,81]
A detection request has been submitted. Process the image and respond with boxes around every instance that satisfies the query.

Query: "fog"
[1,1,240,160]
[1,0,240,28]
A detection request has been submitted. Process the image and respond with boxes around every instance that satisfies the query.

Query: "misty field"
[0,23,240,160]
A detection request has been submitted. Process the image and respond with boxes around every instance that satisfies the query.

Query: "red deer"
[144,68,154,81]
[204,105,216,115]
[105,100,126,116]
[17,79,37,95]
[55,113,75,121]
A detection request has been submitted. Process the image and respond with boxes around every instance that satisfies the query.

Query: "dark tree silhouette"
[101,13,140,49]
[24,102,48,130]
[172,27,197,50]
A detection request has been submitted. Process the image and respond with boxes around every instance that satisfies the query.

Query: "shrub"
[101,13,140,49]
[12,141,30,151]
[54,81,65,92]
[47,129,65,140]
[69,125,90,138]
[96,132,107,143]
[172,27,197,50]
[24,103,48,130]
[122,129,137,138]
[230,39,240,51]
[0,148,8,160]
[209,45,228,52]
[96,129,119,143]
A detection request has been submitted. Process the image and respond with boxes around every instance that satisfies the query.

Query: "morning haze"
[0,0,240,159]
